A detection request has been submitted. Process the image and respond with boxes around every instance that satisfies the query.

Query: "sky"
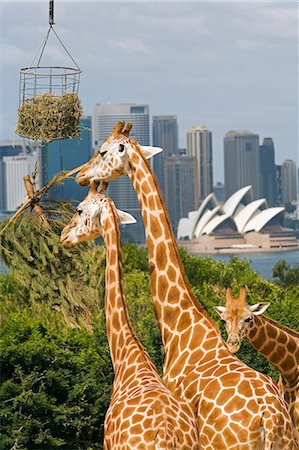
[0,1,298,182]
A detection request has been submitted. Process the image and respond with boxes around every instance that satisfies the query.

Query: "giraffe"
[60,183,199,449]
[215,287,299,445]
[75,122,295,448]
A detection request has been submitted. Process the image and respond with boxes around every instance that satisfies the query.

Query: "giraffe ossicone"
[214,287,271,352]
[61,186,200,449]
[75,122,295,449]
[60,185,136,249]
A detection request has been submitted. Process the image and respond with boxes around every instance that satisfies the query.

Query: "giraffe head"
[76,121,163,186]
[214,287,270,352]
[60,182,136,249]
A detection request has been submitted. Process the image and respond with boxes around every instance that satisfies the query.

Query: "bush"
[1,241,298,448]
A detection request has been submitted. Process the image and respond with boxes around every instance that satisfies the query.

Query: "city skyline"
[0,2,298,182]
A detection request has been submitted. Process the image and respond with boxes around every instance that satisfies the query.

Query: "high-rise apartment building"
[93,103,150,243]
[0,140,32,210]
[224,130,260,199]
[152,115,178,195]
[259,137,276,206]
[2,153,40,211]
[186,124,213,203]
[46,116,93,202]
[281,159,297,204]
[164,154,197,233]
[275,165,283,205]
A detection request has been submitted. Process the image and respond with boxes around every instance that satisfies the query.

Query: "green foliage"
[1,235,298,449]
[0,311,112,450]
[0,207,105,329]
[273,259,299,287]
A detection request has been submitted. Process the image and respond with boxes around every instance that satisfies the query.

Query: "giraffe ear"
[214,306,225,316]
[249,302,270,315]
[116,209,137,225]
[140,146,163,159]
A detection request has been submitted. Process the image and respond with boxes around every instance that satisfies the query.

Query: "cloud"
[0,1,297,180]
[108,38,151,54]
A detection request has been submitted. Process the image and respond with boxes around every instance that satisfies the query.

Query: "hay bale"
[16,92,82,142]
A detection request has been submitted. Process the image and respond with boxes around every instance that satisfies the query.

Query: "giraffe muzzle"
[227,338,241,353]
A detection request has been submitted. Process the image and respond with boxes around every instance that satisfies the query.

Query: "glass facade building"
[224,130,260,200]
[93,103,150,243]
[186,124,213,203]
[45,116,93,203]
[152,115,178,197]
[259,138,276,206]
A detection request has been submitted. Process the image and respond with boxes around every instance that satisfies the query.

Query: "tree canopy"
[1,213,298,449]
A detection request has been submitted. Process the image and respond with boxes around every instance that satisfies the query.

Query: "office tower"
[152,115,178,195]
[164,155,197,233]
[0,140,29,210]
[213,182,225,203]
[275,165,283,205]
[2,154,40,211]
[93,103,150,243]
[224,130,260,199]
[186,124,213,203]
[281,160,297,204]
[259,138,276,206]
[45,116,93,202]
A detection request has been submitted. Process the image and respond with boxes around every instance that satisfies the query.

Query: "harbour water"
[201,249,299,280]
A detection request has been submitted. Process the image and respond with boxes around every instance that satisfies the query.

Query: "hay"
[16,92,82,142]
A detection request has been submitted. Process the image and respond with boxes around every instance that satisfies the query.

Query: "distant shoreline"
[186,246,299,255]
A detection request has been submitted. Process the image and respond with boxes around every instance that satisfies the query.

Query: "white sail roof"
[223,186,252,217]
[243,208,285,233]
[201,213,231,235]
[194,206,222,238]
[234,199,267,232]
[177,186,286,240]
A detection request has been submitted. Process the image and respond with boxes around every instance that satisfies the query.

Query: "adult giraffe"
[76,122,295,448]
[215,287,299,445]
[61,183,199,449]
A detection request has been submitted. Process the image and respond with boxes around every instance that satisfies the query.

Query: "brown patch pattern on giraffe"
[216,287,299,446]
[75,123,296,448]
[61,188,199,449]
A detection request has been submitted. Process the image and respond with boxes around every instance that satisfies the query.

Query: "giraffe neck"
[248,314,299,385]
[103,210,152,374]
[128,149,227,382]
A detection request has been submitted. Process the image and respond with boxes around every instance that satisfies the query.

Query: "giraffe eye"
[244,317,252,323]
[100,150,107,157]
[118,144,125,154]
[77,208,83,215]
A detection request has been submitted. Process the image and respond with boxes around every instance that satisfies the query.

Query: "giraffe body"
[215,288,299,446]
[76,123,295,449]
[61,188,199,449]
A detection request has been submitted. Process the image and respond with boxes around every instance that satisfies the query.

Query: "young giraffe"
[76,122,295,449]
[215,287,299,445]
[60,183,199,449]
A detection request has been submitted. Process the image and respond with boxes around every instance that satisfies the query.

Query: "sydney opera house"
[177,186,298,253]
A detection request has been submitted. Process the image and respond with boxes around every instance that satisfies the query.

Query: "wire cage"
[16,1,82,144]
[19,66,81,105]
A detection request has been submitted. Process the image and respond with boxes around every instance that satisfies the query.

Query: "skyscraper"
[281,160,297,204]
[164,154,197,233]
[93,103,150,243]
[2,154,40,211]
[224,130,260,199]
[275,165,283,205]
[0,140,32,211]
[46,116,93,202]
[152,115,178,195]
[186,124,213,203]
[259,137,276,206]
